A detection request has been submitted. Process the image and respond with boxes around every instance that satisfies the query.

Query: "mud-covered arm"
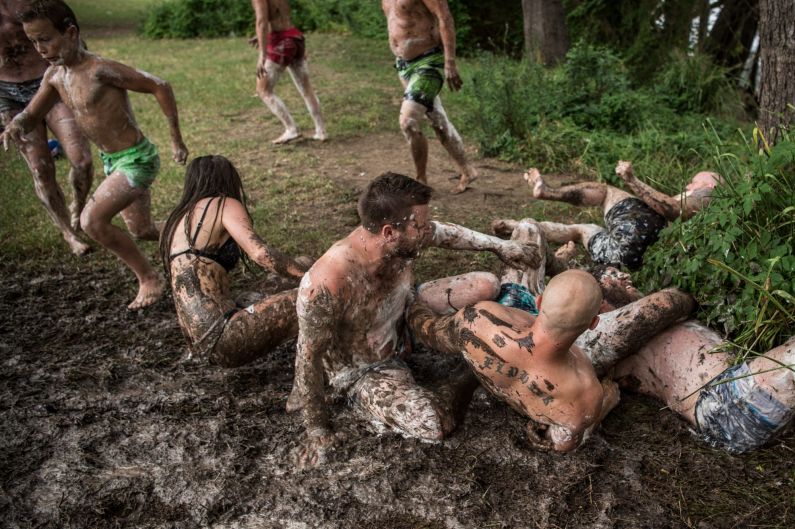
[421,0,461,91]
[429,221,541,269]
[1,71,59,148]
[222,198,309,280]
[406,299,463,355]
[615,160,680,221]
[251,0,270,77]
[291,279,341,436]
[96,60,187,164]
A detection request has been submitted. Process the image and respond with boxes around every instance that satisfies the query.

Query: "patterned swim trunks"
[694,362,793,453]
[587,197,667,270]
[396,47,445,111]
[100,137,161,189]
[496,283,538,315]
[0,77,42,115]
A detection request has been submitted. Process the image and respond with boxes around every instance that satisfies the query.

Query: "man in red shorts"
[251,0,326,144]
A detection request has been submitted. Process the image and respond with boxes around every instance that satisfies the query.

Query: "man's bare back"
[383,0,441,60]
[0,0,46,82]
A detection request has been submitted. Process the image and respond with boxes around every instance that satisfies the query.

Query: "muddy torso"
[169,198,239,344]
[266,0,293,32]
[382,0,441,60]
[47,54,142,152]
[0,0,47,82]
[305,242,414,378]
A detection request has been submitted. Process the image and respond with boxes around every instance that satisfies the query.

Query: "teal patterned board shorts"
[100,137,160,189]
[396,47,445,111]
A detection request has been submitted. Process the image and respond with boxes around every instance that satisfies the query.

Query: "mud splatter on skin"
[477,308,513,329]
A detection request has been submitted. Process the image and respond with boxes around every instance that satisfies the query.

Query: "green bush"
[654,51,743,115]
[637,131,795,356]
[142,0,253,38]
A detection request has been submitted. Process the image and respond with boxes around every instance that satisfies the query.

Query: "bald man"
[407,220,695,451]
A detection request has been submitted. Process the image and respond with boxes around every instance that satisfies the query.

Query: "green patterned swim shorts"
[100,137,161,189]
[396,47,445,111]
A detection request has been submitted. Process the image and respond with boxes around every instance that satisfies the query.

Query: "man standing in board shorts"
[251,0,326,144]
[382,0,477,194]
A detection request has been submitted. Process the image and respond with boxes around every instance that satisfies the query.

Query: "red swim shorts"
[266,27,305,67]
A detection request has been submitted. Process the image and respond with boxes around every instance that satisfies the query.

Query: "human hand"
[445,62,463,91]
[292,427,345,470]
[256,54,267,79]
[1,114,28,150]
[615,160,635,182]
[248,35,259,49]
[497,240,541,270]
[172,140,188,165]
[525,421,554,451]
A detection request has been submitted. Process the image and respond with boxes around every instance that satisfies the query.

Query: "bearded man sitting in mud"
[406,220,697,452]
[515,160,722,270]
[286,172,542,467]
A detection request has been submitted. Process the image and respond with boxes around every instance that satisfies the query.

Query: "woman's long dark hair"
[159,155,253,280]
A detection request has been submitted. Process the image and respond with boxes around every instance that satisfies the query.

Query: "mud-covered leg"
[256,60,300,144]
[428,97,476,194]
[399,99,429,184]
[538,221,603,248]
[576,288,696,375]
[500,220,547,296]
[523,168,608,206]
[417,272,499,314]
[287,60,326,141]
[350,362,472,440]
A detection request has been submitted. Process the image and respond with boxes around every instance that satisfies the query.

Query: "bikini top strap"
[188,197,217,250]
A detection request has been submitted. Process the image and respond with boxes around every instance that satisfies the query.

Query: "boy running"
[2,0,188,309]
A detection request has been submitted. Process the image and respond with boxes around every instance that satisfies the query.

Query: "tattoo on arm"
[407,300,463,355]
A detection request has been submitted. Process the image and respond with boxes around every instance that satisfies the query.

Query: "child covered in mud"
[161,155,311,367]
[1,0,188,309]
[407,220,696,452]
[513,161,722,270]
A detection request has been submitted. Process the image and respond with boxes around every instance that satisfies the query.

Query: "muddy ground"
[1,245,793,529]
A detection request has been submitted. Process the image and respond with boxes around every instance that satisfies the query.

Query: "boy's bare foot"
[615,160,634,181]
[66,235,91,256]
[273,130,302,144]
[312,129,327,141]
[491,218,519,238]
[523,168,548,199]
[128,275,164,310]
[555,241,578,261]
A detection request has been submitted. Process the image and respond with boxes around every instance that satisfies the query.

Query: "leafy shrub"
[637,132,795,356]
[654,51,743,115]
[142,0,253,38]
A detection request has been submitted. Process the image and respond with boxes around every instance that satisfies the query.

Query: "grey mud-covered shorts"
[694,362,793,453]
[0,77,42,115]
[587,197,667,270]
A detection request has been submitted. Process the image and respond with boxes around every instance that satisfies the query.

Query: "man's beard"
[391,237,422,260]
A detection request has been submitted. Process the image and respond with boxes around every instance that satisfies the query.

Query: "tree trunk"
[522,0,570,66]
[758,0,795,145]
[704,0,759,71]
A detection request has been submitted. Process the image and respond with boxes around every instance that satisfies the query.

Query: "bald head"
[538,270,602,335]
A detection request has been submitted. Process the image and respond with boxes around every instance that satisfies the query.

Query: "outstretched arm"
[615,160,680,221]
[96,60,188,164]
[406,298,464,355]
[1,72,60,149]
[222,199,309,280]
[251,0,270,78]
[421,0,461,91]
[429,221,541,270]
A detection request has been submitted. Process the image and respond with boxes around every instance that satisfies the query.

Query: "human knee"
[80,206,105,239]
[399,111,423,138]
[70,149,93,174]
[471,272,500,301]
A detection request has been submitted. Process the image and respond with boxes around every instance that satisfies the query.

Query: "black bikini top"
[169,197,241,272]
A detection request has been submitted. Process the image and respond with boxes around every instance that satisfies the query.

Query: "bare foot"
[554,241,578,261]
[272,130,302,144]
[523,168,548,198]
[128,275,164,310]
[451,172,477,194]
[312,129,327,141]
[491,218,518,238]
[66,235,91,256]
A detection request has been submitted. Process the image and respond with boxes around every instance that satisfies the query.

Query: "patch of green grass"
[70,0,154,30]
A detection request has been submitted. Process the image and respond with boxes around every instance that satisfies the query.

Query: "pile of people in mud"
[2,0,793,468]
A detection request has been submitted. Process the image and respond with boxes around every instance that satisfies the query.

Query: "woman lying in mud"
[160,155,311,366]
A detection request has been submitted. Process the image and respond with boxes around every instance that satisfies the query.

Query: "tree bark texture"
[758,0,795,144]
[522,0,570,66]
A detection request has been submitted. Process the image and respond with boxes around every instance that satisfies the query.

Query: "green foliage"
[637,131,795,356]
[654,50,742,115]
[142,0,253,38]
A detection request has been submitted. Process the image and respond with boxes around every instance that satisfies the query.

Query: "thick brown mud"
[1,261,794,529]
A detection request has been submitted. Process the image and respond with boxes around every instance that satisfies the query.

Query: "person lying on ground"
[520,161,722,269]
[613,323,795,453]
[407,220,696,452]
[160,155,310,367]
[382,0,476,194]
[251,0,326,144]
[0,0,92,255]
[1,0,189,310]
[286,172,542,467]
